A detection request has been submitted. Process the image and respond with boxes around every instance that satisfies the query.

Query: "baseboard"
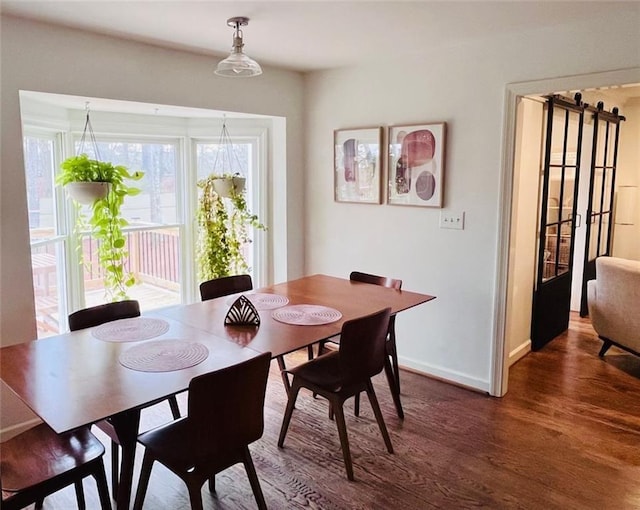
[0,417,42,442]
[509,339,532,366]
[399,356,491,393]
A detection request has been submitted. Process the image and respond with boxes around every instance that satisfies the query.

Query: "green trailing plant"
[196,173,266,282]
[57,154,144,301]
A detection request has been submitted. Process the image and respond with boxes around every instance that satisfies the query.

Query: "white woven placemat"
[119,339,209,372]
[272,304,342,326]
[92,317,170,343]
[227,293,289,311]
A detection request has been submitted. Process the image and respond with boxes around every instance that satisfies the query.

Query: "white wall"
[303,11,640,392]
[1,15,305,434]
[505,98,542,364]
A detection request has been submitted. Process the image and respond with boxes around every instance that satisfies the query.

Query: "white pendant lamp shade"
[215,17,262,78]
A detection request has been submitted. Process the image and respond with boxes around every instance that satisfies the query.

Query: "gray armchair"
[587,256,640,357]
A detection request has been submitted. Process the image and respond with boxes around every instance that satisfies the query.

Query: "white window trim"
[22,101,273,318]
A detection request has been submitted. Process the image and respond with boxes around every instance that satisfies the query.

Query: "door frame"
[490,68,640,397]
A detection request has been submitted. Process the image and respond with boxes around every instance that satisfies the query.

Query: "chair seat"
[138,418,243,474]
[2,424,105,493]
[287,351,344,390]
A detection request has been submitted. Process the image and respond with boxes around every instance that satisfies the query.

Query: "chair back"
[350,271,402,291]
[350,271,401,334]
[187,352,271,454]
[68,300,140,331]
[338,308,391,384]
[200,274,253,301]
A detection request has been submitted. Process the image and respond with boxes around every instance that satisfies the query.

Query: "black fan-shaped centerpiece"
[224,295,260,326]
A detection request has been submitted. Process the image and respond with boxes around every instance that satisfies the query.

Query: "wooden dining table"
[0,274,434,509]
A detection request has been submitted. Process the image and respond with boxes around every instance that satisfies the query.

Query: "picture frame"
[334,127,382,204]
[387,122,446,207]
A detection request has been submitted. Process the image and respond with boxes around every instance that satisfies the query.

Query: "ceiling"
[7,1,639,117]
[3,1,638,73]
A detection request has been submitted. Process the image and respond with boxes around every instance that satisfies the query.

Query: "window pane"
[31,242,65,338]
[83,227,181,310]
[195,141,258,279]
[75,141,178,224]
[24,136,56,239]
[591,169,603,214]
[73,139,181,309]
[196,142,251,181]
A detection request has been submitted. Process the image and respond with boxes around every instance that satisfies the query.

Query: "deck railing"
[82,227,180,290]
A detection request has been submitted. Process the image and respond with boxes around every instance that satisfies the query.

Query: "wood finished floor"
[31,314,640,509]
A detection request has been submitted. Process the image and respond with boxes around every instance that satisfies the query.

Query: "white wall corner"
[399,355,491,394]
[508,339,532,367]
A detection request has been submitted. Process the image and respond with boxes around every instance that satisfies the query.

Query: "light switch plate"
[439,211,465,230]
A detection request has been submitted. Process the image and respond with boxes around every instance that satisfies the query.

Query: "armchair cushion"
[587,256,640,355]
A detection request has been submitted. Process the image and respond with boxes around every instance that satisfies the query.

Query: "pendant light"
[215,17,262,78]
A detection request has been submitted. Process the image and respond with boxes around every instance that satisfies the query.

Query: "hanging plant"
[196,173,265,282]
[57,109,144,302]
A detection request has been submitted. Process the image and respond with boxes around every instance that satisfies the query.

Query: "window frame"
[22,107,270,334]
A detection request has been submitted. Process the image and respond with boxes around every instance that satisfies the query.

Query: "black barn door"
[531,94,585,350]
[579,103,624,316]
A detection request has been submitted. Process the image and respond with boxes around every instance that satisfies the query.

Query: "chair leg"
[384,356,404,419]
[307,344,314,360]
[208,476,216,493]
[93,459,114,510]
[599,338,613,357]
[168,395,181,420]
[110,440,119,500]
[365,380,393,454]
[354,393,360,417]
[278,380,302,447]
[242,446,267,510]
[186,481,204,510]
[276,355,291,396]
[332,400,354,481]
[132,453,154,510]
[388,335,401,395]
[74,479,86,510]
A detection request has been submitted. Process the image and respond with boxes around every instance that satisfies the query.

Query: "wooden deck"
[22,313,640,509]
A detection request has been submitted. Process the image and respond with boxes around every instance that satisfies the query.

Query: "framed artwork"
[387,122,446,207]
[334,127,382,204]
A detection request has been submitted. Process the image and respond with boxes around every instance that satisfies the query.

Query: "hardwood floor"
[31,314,640,509]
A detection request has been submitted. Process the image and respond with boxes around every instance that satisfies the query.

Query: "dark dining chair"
[199,274,253,302]
[133,352,272,510]
[199,274,312,396]
[318,271,405,418]
[68,299,181,498]
[278,308,394,481]
[1,423,112,510]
